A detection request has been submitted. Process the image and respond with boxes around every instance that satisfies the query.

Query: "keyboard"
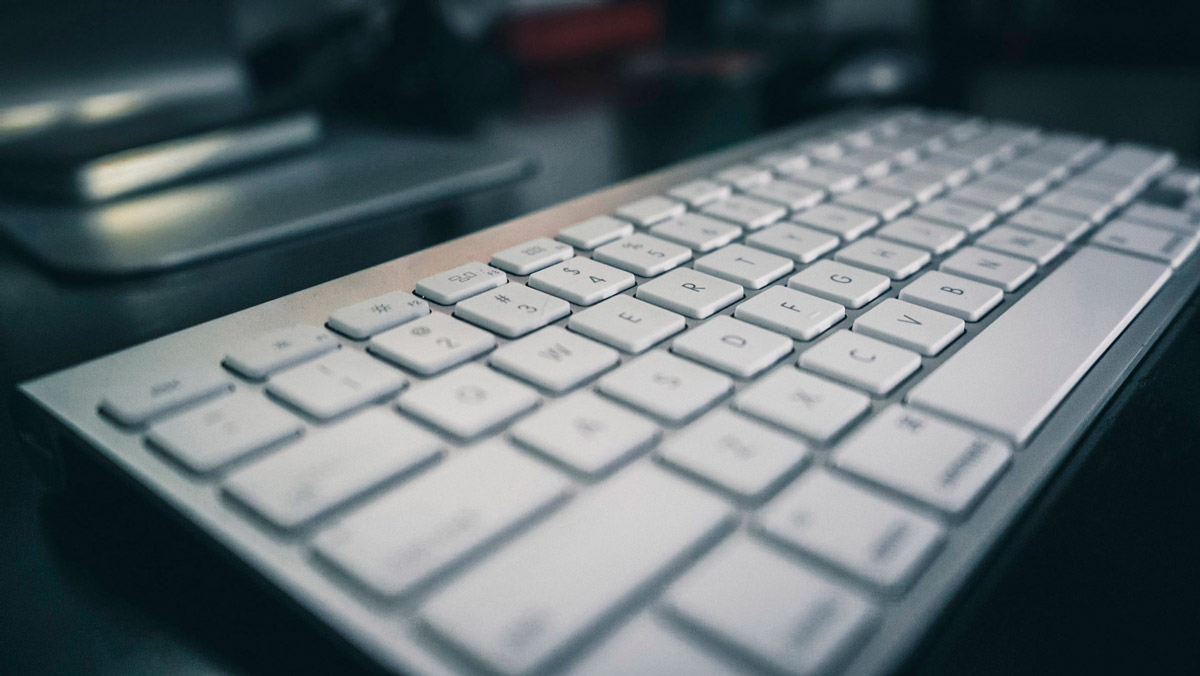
[16,108,1200,676]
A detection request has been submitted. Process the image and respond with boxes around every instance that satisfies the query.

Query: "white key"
[875,216,965,254]
[314,441,570,599]
[833,405,1011,514]
[1122,202,1200,234]
[744,180,825,211]
[511,391,659,475]
[733,286,844,340]
[597,350,732,423]
[614,195,686,227]
[783,165,860,193]
[397,363,539,439]
[528,256,635,306]
[100,369,232,427]
[369,312,495,375]
[985,166,1049,196]
[649,213,741,252]
[420,465,732,676]
[735,368,870,442]
[672,316,793,379]
[415,261,507,305]
[913,199,994,233]
[744,223,839,263]
[899,270,1002,322]
[702,194,787,230]
[327,291,430,340]
[267,350,407,420]
[1092,219,1198,268]
[568,294,686,353]
[874,169,945,203]
[223,325,340,380]
[834,237,930,280]
[1037,189,1112,223]
[593,233,692,277]
[570,615,751,676]
[787,260,890,309]
[715,163,773,188]
[829,147,895,178]
[948,181,1024,214]
[835,187,913,221]
[454,283,571,338]
[223,409,440,529]
[755,151,811,174]
[147,392,302,473]
[557,216,634,250]
[635,268,743,319]
[854,298,964,356]
[667,179,732,208]
[757,469,944,590]
[664,536,876,676]
[799,330,920,396]
[490,326,619,392]
[940,246,1036,292]
[658,409,809,500]
[792,203,879,241]
[795,138,846,163]
[1006,208,1090,241]
[490,237,574,275]
[694,243,794,289]
[910,157,972,188]
[976,226,1064,266]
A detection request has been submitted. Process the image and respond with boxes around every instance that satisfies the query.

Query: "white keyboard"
[17,108,1200,676]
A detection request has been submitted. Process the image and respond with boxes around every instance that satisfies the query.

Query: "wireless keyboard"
[16,108,1200,676]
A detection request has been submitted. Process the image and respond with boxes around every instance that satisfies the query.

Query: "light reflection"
[83,132,235,200]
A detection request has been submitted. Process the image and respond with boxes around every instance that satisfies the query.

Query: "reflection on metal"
[0,101,64,135]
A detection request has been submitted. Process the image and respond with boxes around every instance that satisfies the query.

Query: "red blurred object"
[499,1,662,65]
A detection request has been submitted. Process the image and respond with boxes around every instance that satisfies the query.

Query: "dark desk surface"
[3,86,1199,676]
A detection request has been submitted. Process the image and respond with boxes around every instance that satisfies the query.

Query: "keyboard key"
[792,203,879,241]
[614,195,686,227]
[694,243,794,289]
[649,213,741,252]
[636,268,743,319]
[314,441,570,599]
[899,270,1002,322]
[223,325,340,380]
[569,615,751,676]
[744,223,839,263]
[454,283,571,338]
[658,409,809,500]
[1006,208,1091,241]
[1037,189,1113,223]
[1091,219,1198,268]
[940,246,1036,292]
[873,169,946,203]
[147,392,302,473]
[420,465,732,675]
[664,536,876,676]
[800,330,920,396]
[829,146,895,178]
[369,312,495,375]
[702,194,787,230]
[787,260,890,309]
[853,298,964,355]
[267,350,407,420]
[875,216,964,254]
[833,405,1011,514]
[794,139,846,163]
[397,363,539,439]
[834,237,930,280]
[593,233,692,277]
[223,409,440,529]
[835,186,913,221]
[743,180,825,211]
[1121,202,1200,234]
[557,216,634,250]
[733,286,844,340]
[597,350,732,423]
[667,179,732,207]
[511,390,659,475]
[327,291,430,340]
[755,150,811,174]
[568,294,686,353]
[490,237,574,275]
[735,368,870,442]
[715,164,773,188]
[906,247,1171,443]
[911,157,972,188]
[415,262,507,305]
[756,468,944,590]
[672,316,794,378]
[101,369,233,427]
[490,326,619,392]
[947,181,1023,214]
[528,256,635,305]
[783,165,860,193]
[913,199,994,233]
[975,225,1065,266]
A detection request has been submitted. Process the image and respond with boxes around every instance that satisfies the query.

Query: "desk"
[2,90,1198,676]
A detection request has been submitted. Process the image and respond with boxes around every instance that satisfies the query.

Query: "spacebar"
[907,246,1171,444]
